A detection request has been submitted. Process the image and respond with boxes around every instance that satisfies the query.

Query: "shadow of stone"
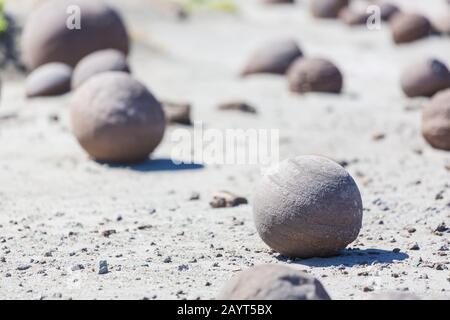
[276,248,409,267]
[99,157,204,172]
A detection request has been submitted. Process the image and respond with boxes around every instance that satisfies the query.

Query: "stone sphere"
[22,0,129,70]
[25,62,72,98]
[287,58,343,94]
[241,39,303,76]
[390,13,431,44]
[217,265,331,300]
[310,0,349,19]
[422,89,450,151]
[253,155,363,258]
[70,72,166,163]
[72,49,130,89]
[400,58,450,98]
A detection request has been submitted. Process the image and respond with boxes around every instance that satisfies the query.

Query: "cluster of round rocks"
[241,38,344,94]
[267,0,450,45]
[22,0,166,163]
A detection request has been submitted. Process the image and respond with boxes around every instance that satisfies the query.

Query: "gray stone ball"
[400,58,450,98]
[70,72,166,163]
[253,155,363,258]
[26,62,72,98]
[422,89,450,151]
[390,13,431,44]
[241,39,303,76]
[310,0,349,19]
[287,58,343,94]
[217,264,331,300]
[22,0,129,70]
[72,49,130,89]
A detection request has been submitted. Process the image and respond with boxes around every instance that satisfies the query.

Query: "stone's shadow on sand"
[276,248,409,267]
[99,158,204,172]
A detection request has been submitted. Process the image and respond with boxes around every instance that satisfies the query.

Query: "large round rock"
[422,89,450,151]
[72,49,130,89]
[218,265,331,300]
[22,0,129,70]
[310,0,349,19]
[287,58,343,94]
[241,39,303,76]
[390,13,431,44]
[26,62,72,97]
[400,58,450,98]
[253,155,363,258]
[70,72,166,163]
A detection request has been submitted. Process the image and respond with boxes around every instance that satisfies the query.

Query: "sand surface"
[0,0,449,300]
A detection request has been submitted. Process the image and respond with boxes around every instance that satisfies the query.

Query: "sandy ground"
[0,0,449,300]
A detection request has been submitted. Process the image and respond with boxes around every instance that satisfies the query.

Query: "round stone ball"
[70,72,166,163]
[241,39,303,76]
[390,13,431,44]
[22,0,129,70]
[217,264,331,300]
[287,58,343,94]
[253,155,363,258]
[72,49,130,89]
[310,0,349,19]
[26,62,72,98]
[422,89,450,151]
[400,58,450,98]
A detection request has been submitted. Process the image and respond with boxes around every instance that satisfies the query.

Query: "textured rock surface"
[241,39,303,76]
[390,13,431,44]
[218,264,331,300]
[21,0,129,70]
[253,155,363,258]
[72,49,130,89]
[70,72,165,163]
[422,89,450,151]
[25,63,72,98]
[310,0,349,19]
[400,58,450,98]
[287,58,343,94]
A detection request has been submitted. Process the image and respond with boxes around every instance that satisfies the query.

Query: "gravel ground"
[0,0,449,300]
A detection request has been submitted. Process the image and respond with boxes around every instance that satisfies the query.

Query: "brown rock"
[390,13,431,44]
[25,62,72,98]
[21,0,129,70]
[218,264,331,300]
[310,0,349,19]
[72,49,130,89]
[422,89,450,151]
[287,58,343,94]
[70,72,165,163]
[253,155,363,258]
[217,101,257,114]
[400,58,450,98]
[210,191,248,208]
[241,39,303,76]
[161,101,192,125]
